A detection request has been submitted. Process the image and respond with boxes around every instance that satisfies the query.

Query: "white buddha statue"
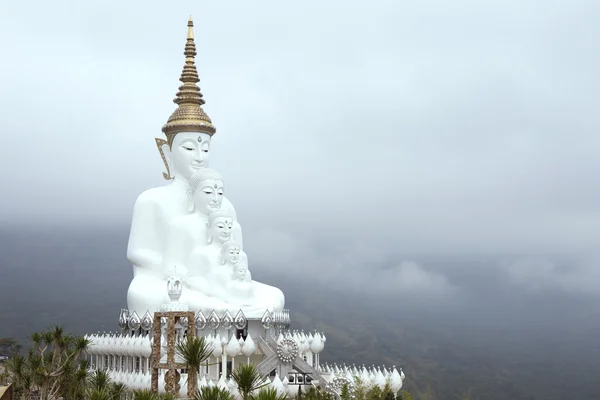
[223,242,254,300]
[164,173,284,318]
[161,170,236,278]
[126,18,236,317]
[126,17,284,318]
[186,209,244,279]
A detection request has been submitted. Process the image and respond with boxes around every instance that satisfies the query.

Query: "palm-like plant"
[0,365,9,385]
[133,388,158,400]
[4,326,91,400]
[86,369,127,400]
[192,386,235,400]
[250,387,288,400]
[4,354,29,399]
[230,364,269,400]
[175,336,214,395]
[303,386,334,400]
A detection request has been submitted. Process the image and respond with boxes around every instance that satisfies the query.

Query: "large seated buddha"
[126,18,284,318]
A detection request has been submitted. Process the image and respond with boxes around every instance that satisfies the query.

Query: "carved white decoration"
[208,311,220,330]
[225,334,241,357]
[390,367,403,393]
[199,376,208,388]
[141,311,153,331]
[271,374,285,395]
[234,310,247,330]
[326,376,355,399]
[261,310,273,329]
[374,368,386,389]
[221,310,234,330]
[128,311,141,331]
[217,375,228,390]
[276,337,299,363]
[241,334,256,357]
[310,333,324,354]
[211,335,223,358]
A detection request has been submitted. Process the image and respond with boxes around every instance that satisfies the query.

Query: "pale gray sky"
[1,0,600,274]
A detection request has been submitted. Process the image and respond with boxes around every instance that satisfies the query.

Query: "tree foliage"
[4,326,91,400]
[0,337,21,359]
[192,386,235,400]
[175,336,214,395]
[230,364,269,400]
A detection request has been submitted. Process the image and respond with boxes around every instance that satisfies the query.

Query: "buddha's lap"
[127,273,284,314]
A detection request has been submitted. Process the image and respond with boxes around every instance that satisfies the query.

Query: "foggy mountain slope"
[1,227,600,400]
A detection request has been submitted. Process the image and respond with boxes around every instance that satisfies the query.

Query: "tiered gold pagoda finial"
[162,16,216,145]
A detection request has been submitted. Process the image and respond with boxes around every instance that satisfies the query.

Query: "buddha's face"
[193,179,224,215]
[209,216,233,244]
[234,265,247,280]
[224,246,241,265]
[170,132,212,180]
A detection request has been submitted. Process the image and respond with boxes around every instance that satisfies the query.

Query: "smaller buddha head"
[220,241,241,266]
[189,169,224,214]
[233,264,249,282]
[207,210,233,244]
[169,132,212,180]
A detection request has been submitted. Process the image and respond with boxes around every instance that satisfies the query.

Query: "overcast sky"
[1,0,600,297]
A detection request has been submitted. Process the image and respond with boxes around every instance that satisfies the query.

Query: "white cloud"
[375,261,458,299]
[2,0,600,258]
[508,257,600,297]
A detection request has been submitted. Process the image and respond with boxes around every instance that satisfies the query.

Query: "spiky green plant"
[250,387,288,400]
[133,389,159,400]
[175,336,214,396]
[192,386,235,400]
[302,386,334,400]
[3,326,91,400]
[160,392,178,400]
[230,364,269,400]
[86,370,127,400]
[399,389,414,400]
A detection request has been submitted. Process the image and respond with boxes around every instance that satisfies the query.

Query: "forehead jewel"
[197,136,202,142]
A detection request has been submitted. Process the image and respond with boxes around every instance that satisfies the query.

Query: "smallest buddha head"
[207,210,233,244]
[233,264,250,282]
[189,168,224,215]
[220,241,241,266]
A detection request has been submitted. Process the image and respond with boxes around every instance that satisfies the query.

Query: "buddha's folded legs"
[127,274,169,317]
[179,289,230,316]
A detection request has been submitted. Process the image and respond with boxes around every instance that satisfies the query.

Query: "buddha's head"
[189,168,224,214]
[207,210,233,244]
[221,241,241,265]
[233,264,248,281]
[161,18,217,182]
[169,132,212,180]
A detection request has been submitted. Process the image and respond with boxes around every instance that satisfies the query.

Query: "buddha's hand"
[178,265,190,277]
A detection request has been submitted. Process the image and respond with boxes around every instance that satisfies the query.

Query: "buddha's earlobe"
[155,138,173,180]
[188,201,194,213]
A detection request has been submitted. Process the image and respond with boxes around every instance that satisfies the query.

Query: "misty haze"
[2,1,600,399]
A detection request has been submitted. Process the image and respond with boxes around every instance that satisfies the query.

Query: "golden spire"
[162,16,216,145]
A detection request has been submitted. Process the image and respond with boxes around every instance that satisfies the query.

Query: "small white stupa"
[84,16,405,398]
